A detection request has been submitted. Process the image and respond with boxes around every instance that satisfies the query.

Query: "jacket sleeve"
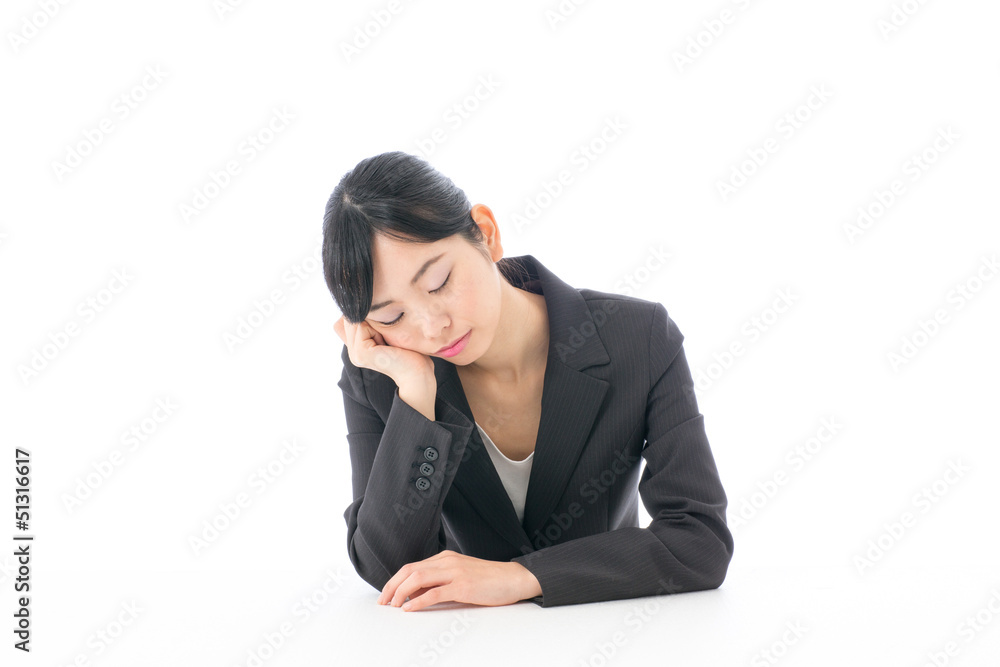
[511,302,734,607]
[338,345,475,592]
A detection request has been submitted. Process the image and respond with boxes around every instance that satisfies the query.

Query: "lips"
[436,330,469,354]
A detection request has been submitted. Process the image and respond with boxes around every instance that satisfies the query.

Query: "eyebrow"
[369,252,446,313]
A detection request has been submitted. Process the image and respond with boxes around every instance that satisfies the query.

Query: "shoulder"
[578,288,683,340]
[578,287,657,321]
[577,288,685,377]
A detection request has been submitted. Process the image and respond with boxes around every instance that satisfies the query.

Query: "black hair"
[322,151,528,324]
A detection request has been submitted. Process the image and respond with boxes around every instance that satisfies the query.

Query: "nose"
[413,305,450,342]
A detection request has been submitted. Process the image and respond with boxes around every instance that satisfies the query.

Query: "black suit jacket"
[338,254,734,607]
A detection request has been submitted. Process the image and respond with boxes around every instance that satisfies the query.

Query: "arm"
[511,302,734,607]
[338,345,475,591]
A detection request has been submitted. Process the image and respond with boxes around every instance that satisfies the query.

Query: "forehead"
[371,234,458,279]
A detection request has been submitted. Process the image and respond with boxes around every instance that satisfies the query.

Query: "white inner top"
[476,422,534,524]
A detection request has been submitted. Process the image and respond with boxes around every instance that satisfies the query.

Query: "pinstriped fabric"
[338,254,734,607]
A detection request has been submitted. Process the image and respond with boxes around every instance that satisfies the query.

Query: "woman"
[324,151,734,611]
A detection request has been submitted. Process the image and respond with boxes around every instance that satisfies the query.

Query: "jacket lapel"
[433,255,611,552]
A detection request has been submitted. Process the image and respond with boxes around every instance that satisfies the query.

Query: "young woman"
[324,151,734,611]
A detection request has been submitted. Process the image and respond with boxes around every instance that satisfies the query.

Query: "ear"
[470,204,503,261]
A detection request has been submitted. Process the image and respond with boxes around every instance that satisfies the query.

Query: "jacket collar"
[433,254,612,552]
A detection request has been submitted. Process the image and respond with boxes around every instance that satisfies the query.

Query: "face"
[365,233,502,362]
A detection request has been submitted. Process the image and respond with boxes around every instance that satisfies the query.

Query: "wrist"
[511,562,542,600]
[397,377,437,422]
[396,371,436,396]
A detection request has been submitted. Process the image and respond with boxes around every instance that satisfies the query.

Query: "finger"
[404,586,434,601]
[349,318,370,352]
[402,585,452,612]
[341,318,355,342]
[377,560,417,605]
[377,552,452,605]
[356,320,376,349]
[390,569,449,608]
[377,569,403,605]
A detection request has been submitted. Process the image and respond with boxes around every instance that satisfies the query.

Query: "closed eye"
[377,272,451,327]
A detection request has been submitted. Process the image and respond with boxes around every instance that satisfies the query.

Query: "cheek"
[387,329,420,349]
[445,284,475,314]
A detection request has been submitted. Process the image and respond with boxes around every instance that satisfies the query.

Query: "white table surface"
[29,561,999,666]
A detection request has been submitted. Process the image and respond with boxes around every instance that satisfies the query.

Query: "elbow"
[699,555,731,591]
[649,513,735,594]
[691,527,734,591]
[345,515,395,593]
[666,519,733,593]
[343,503,448,593]
[347,530,393,592]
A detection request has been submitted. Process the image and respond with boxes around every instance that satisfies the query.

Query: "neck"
[464,281,548,385]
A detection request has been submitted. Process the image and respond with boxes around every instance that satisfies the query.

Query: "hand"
[334,315,435,386]
[375,550,542,612]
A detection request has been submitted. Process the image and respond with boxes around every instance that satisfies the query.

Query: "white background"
[2,0,999,665]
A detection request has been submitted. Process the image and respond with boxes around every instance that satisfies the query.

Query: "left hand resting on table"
[376,550,542,611]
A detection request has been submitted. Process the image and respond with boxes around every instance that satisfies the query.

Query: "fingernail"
[402,601,412,610]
